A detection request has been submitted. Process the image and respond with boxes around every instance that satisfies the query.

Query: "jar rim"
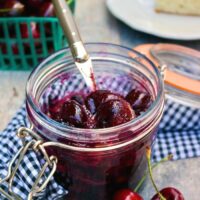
[26,43,164,138]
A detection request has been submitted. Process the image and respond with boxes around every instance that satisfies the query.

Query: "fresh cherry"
[20,22,40,39]
[39,2,54,17]
[113,189,143,200]
[0,43,19,54]
[151,187,185,200]
[11,44,19,54]
[1,0,25,16]
[126,89,152,115]
[60,100,95,128]
[85,90,124,114]
[96,99,135,128]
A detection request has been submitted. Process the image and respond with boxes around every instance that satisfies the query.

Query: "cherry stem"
[146,147,166,200]
[134,154,173,193]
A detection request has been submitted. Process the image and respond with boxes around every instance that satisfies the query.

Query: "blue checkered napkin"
[153,98,200,162]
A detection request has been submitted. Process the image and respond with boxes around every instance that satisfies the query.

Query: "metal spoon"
[52,0,96,91]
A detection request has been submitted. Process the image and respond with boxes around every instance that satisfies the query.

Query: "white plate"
[107,0,200,40]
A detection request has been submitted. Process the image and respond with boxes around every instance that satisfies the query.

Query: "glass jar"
[26,43,164,200]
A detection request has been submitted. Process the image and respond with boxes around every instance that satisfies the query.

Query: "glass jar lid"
[134,43,200,108]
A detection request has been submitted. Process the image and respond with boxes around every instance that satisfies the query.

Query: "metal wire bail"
[0,127,58,200]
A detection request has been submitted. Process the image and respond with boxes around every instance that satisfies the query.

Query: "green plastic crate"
[0,0,75,70]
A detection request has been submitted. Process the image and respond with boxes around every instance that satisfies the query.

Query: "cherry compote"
[47,89,152,129]
[44,86,153,200]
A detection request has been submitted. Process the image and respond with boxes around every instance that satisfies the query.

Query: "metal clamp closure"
[0,127,57,200]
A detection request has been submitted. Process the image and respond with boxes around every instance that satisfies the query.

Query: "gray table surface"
[0,0,199,199]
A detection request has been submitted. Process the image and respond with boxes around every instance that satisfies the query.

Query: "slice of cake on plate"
[155,0,200,16]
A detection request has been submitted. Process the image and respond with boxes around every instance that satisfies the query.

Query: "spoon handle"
[52,0,89,63]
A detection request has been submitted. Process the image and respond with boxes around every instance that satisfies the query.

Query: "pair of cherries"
[113,148,185,200]
[113,187,184,200]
